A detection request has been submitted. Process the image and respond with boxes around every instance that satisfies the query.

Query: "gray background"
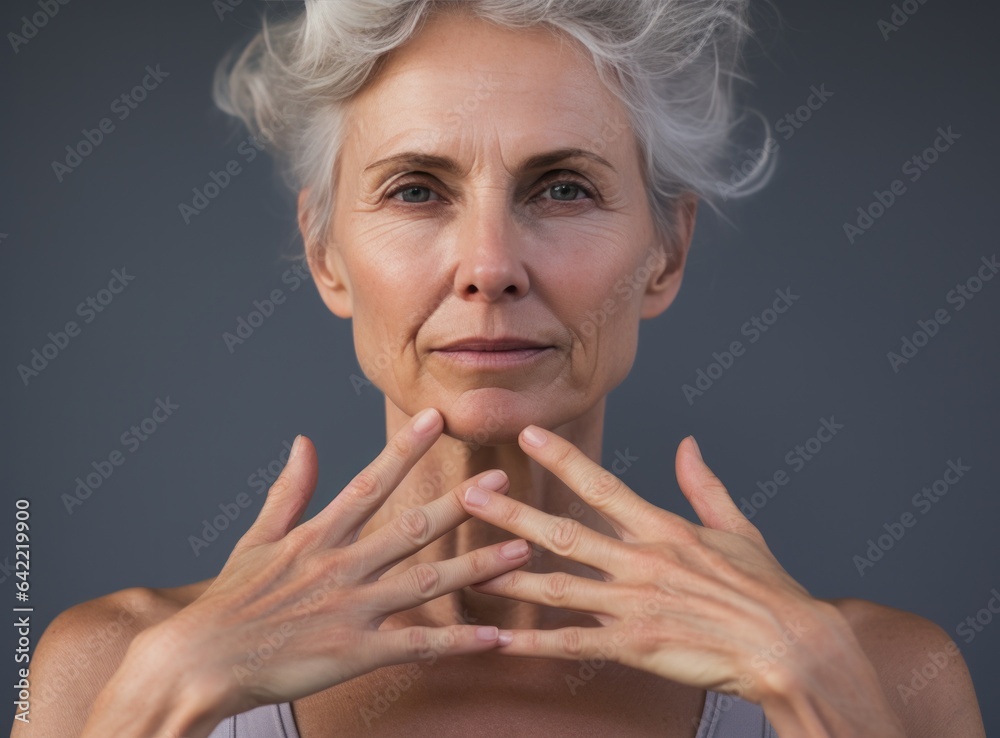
[2,0,997,732]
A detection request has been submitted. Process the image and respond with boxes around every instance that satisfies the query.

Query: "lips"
[435,337,552,352]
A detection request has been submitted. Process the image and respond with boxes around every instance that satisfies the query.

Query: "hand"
[143,408,531,718]
[459,426,848,703]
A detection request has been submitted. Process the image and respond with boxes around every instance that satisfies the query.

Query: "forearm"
[759,606,905,737]
[81,627,234,738]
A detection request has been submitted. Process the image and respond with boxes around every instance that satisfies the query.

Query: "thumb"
[242,434,319,547]
[675,436,757,538]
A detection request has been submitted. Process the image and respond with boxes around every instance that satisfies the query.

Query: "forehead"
[341,8,631,165]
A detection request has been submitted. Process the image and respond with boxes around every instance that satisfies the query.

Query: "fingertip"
[289,434,303,462]
[475,625,500,642]
[687,435,703,461]
[413,407,442,435]
[476,469,508,492]
[520,425,547,448]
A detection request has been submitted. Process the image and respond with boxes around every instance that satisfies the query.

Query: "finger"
[482,625,611,661]
[349,468,512,581]
[467,568,613,617]
[676,436,763,541]
[241,434,318,547]
[364,537,533,613]
[517,426,663,540]
[303,407,444,546]
[461,485,625,575]
[372,623,514,667]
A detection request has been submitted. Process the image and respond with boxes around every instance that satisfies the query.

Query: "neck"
[357,397,616,631]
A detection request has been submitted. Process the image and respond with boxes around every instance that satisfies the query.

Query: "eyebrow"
[362,147,617,178]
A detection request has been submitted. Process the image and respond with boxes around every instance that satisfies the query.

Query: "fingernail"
[478,470,506,491]
[500,539,530,559]
[497,630,513,646]
[521,426,546,447]
[289,435,302,462]
[465,486,490,506]
[413,408,439,434]
[475,625,499,641]
[688,435,703,461]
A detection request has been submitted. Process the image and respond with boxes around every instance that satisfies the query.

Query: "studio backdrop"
[2,0,997,733]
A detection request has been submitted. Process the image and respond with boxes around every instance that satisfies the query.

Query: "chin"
[434,387,551,446]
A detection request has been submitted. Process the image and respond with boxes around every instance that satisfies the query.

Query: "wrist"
[758,601,905,737]
[82,624,236,738]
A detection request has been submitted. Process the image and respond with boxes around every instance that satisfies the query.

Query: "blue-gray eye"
[549,183,585,201]
[396,185,433,203]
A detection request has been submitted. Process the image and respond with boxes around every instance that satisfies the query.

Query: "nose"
[453,195,530,302]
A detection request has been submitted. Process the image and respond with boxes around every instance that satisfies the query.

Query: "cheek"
[345,238,438,389]
[549,225,649,345]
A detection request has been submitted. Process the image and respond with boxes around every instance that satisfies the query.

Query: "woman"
[20,1,986,737]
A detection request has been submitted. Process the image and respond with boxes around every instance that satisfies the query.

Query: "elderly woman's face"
[311,9,691,442]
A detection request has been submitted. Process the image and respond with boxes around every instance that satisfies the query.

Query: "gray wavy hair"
[212,0,774,259]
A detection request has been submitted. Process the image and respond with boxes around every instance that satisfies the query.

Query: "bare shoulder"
[12,578,215,737]
[821,596,987,738]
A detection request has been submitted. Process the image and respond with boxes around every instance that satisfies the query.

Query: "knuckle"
[465,549,491,580]
[346,468,384,503]
[281,524,321,556]
[560,627,584,657]
[405,626,431,656]
[677,522,703,546]
[408,563,441,598]
[543,571,574,604]
[498,499,525,530]
[630,545,671,580]
[551,441,577,469]
[544,517,582,557]
[387,434,414,461]
[397,507,431,545]
[586,470,622,505]
[487,568,519,594]
[632,581,669,612]
[266,473,292,500]
[299,550,349,587]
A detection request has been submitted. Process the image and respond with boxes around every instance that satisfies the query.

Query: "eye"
[387,183,440,204]
[537,172,596,203]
